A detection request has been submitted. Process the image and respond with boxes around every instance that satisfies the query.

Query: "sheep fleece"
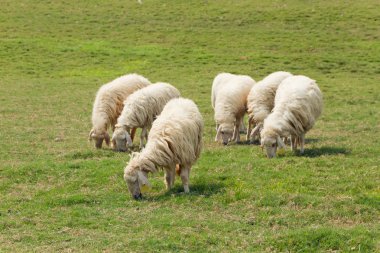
[91,73,151,132]
[128,97,204,172]
[117,82,180,128]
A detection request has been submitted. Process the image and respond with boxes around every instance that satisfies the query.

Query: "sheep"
[212,73,255,145]
[246,71,293,143]
[112,82,181,152]
[260,75,323,158]
[89,74,151,149]
[123,98,203,199]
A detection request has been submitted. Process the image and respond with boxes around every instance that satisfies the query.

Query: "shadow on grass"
[66,145,144,160]
[66,149,119,159]
[305,138,320,144]
[226,140,259,146]
[146,181,225,201]
[301,146,350,157]
[235,138,320,146]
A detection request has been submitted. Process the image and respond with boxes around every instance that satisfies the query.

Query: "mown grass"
[0,0,379,252]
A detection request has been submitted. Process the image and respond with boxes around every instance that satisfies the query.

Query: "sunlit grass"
[0,0,379,251]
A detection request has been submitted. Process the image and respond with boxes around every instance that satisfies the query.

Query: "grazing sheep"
[89,74,151,148]
[112,82,181,151]
[246,71,293,142]
[260,75,323,158]
[212,73,255,145]
[124,98,203,199]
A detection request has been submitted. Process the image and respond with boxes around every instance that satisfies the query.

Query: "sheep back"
[247,71,292,124]
[268,75,323,136]
[91,73,151,131]
[117,82,180,128]
[212,73,255,123]
[142,98,204,168]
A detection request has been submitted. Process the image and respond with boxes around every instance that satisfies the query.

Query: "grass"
[0,0,379,252]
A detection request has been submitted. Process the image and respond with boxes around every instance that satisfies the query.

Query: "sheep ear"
[125,133,133,147]
[88,129,94,141]
[277,136,286,149]
[104,132,110,146]
[137,170,151,193]
[215,125,222,142]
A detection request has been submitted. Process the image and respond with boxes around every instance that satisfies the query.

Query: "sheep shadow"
[227,140,259,146]
[232,138,321,147]
[147,181,225,201]
[300,146,350,158]
[305,138,320,144]
[232,141,252,146]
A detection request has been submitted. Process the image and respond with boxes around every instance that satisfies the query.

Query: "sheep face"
[215,124,234,145]
[124,169,151,200]
[112,126,133,152]
[261,136,277,158]
[89,129,110,149]
[261,135,285,158]
[124,171,142,200]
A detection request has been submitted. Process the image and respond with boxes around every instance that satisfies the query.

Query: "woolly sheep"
[89,74,151,148]
[212,73,255,145]
[112,82,181,152]
[124,98,203,199]
[246,71,293,142]
[260,75,323,158]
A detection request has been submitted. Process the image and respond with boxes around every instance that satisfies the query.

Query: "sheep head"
[215,123,234,145]
[111,124,133,152]
[124,154,155,200]
[260,129,285,158]
[89,129,110,149]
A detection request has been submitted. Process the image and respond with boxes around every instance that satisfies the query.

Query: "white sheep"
[260,75,323,158]
[124,98,203,199]
[112,82,181,151]
[89,74,151,148]
[246,71,293,142]
[212,73,255,145]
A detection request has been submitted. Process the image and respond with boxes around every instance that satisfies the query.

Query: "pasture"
[0,0,379,251]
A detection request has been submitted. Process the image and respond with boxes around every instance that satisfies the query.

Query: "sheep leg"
[235,119,241,143]
[239,117,247,134]
[299,133,305,154]
[290,135,297,151]
[139,127,147,149]
[130,127,137,142]
[144,127,149,144]
[180,165,190,193]
[246,119,253,142]
[164,166,176,190]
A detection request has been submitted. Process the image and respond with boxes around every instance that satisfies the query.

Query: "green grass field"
[1,0,379,252]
